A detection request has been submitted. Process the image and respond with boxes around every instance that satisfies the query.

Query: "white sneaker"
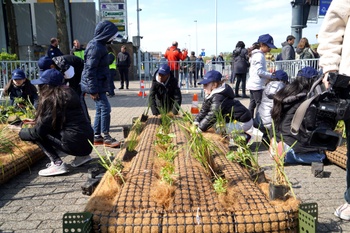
[71,155,92,167]
[38,162,69,176]
[334,203,350,220]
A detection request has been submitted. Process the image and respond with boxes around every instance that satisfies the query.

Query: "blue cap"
[11,69,26,80]
[198,70,222,85]
[31,69,64,86]
[158,64,170,75]
[271,70,288,82]
[38,56,53,73]
[257,34,277,49]
[297,66,319,79]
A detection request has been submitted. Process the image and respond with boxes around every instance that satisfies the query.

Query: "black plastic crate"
[63,212,93,233]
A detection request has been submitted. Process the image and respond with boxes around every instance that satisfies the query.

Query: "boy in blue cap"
[149,64,182,116]
[4,69,38,108]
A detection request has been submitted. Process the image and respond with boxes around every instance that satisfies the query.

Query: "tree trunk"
[53,0,69,54]
[4,0,19,56]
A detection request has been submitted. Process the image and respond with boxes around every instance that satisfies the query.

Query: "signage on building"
[319,0,332,16]
[100,0,127,37]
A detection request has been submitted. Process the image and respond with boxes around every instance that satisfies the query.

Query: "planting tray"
[0,126,44,184]
[326,144,347,169]
[85,116,299,232]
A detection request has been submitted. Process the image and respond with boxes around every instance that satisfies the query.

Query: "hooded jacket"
[281,41,296,60]
[232,47,249,74]
[246,49,272,91]
[149,70,182,116]
[164,46,188,71]
[256,80,286,129]
[4,79,38,107]
[195,83,251,132]
[81,21,118,94]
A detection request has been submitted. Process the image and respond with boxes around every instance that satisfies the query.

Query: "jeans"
[235,73,247,96]
[180,71,189,88]
[344,118,350,203]
[93,93,111,135]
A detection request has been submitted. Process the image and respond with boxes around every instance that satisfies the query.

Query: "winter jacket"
[275,92,320,154]
[47,45,63,59]
[189,55,197,72]
[296,47,315,59]
[81,21,118,94]
[232,47,249,74]
[180,56,190,73]
[246,49,272,91]
[196,57,204,70]
[216,55,225,69]
[19,86,94,156]
[164,46,188,71]
[256,81,286,129]
[149,70,182,116]
[117,51,131,68]
[281,41,296,60]
[194,83,251,132]
[53,55,84,95]
[318,0,350,76]
[4,79,38,107]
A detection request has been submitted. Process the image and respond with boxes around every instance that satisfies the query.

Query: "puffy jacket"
[195,83,252,132]
[232,47,249,74]
[117,51,131,68]
[4,79,38,108]
[149,70,182,116]
[164,46,188,71]
[256,80,286,129]
[19,86,94,156]
[246,49,272,91]
[275,92,320,154]
[281,41,296,60]
[47,45,63,59]
[296,47,315,59]
[81,21,118,94]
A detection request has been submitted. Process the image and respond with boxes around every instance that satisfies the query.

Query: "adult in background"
[196,55,205,79]
[117,45,131,90]
[70,39,85,60]
[164,41,188,82]
[281,35,296,60]
[81,20,121,148]
[246,34,275,118]
[149,64,182,116]
[189,51,197,88]
[232,41,249,98]
[107,45,117,96]
[19,69,94,176]
[216,52,225,70]
[318,0,350,220]
[296,37,316,59]
[47,37,64,59]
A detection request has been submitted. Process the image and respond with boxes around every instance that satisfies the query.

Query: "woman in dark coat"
[19,69,94,176]
[232,41,249,98]
[149,64,182,116]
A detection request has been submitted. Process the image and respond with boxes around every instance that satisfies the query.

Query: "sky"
[125,0,323,57]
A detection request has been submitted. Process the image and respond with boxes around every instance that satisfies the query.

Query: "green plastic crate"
[63,212,93,233]
[299,203,318,233]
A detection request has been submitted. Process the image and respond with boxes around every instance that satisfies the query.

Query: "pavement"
[1,81,350,232]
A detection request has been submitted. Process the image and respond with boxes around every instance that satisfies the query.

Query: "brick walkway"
[0,81,350,232]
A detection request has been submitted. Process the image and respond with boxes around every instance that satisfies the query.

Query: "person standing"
[318,0,350,220]
[107,45,117,96]
[216,52,225,70]
[47,37,64,58]
[296,37,316,59]
[19,69,94,176]
[117,45,131,90]
[70,39,85,60]
[164,41,188,82]
[189,51,197,88]
[196,55,205,79]
[246,34,275,118]
[81,20,121,148]
[281,35,296,60]
[179,55,190,88]
[232,41,249,98]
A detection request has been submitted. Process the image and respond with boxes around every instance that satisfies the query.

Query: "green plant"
[160,163,176,185]
[213,176,227,194]
[336,120,346,139]
[157,143,178,162]
[90,141,125,184]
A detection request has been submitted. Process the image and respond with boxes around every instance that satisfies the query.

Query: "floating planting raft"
[85,116,299,232]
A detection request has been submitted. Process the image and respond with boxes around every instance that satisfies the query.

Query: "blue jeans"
[344,119,350,203]
[93,93,111,135]
[284,148,325,164]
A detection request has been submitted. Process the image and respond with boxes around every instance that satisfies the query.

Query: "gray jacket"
[281,41,295,60]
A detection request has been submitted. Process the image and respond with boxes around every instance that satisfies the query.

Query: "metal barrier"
[0,61,39,88]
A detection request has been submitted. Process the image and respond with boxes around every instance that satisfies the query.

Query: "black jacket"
[47,45,63,58]
[4,79,38,107]
[19,86,93,156]
[149,70,182,116]
[195,83,251,132]
[232,47,249,74]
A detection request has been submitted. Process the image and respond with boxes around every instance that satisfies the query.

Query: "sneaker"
[38,162,68,176]
[335,203,350,220]
[71,155,92,167]
[94,135,104,145]
[104,136,121,148]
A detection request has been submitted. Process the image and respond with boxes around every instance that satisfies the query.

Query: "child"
[194,70,252,138]
[246,34,276,118]
[149,64,182,116]
[254,70,289,144]
[19,69,94,176]
[270,66,325,164]
[4,69,38,108]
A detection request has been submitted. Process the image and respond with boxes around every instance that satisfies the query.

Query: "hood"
[206,83,234,99]
[281,41,289,46]
[93,21,118,43]
[251,49,263,56]
[265,81,286,98]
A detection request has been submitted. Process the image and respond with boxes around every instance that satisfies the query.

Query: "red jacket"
[164,46,188,71]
